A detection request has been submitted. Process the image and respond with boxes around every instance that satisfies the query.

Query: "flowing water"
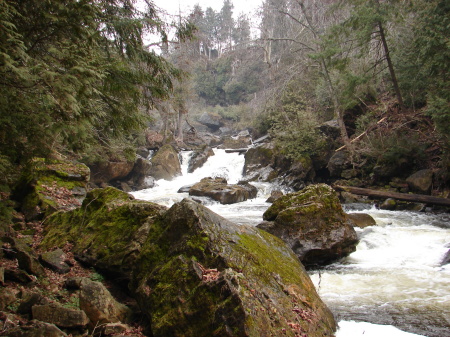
[131,149,450,337]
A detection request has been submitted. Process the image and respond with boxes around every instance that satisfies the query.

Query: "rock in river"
[189,177,258,204]
[258,184,359,267]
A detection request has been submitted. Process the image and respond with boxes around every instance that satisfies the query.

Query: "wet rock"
[89,161,134,185]
[0,288,16,310]
[346,213,377,228]
[187,147,215,173]
[380,198,397,210]
[4,319,68,337]
[41,187,167,282]
[219,130,253,149]
[39,249,71,274]
[130,198,336,337]
[258,184,359,267]
[126,157,153,190]
[244,143,275,180]
[79,279,132,325]
[441,249,450,266]
[32,304,89,328]
[149,144,181,181]
[189,177,257,204]
[406,169,434,194]
[12,159,90,220]
[266,190,284,203]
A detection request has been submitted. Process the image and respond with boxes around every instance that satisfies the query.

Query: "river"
[132,149,450,337]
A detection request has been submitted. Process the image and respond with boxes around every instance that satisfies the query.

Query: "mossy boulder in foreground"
[13,158,90,220]
[259,184,359,267]
[131,198,336,337]
[41,187,167,281]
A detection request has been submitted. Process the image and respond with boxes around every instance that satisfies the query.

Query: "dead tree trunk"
[333,185,450,207]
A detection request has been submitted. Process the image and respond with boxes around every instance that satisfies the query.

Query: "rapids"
[131,149,450,337]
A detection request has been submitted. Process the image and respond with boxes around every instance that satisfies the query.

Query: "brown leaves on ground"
[41,182,81,211]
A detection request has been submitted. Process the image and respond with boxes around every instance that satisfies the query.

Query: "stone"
[149,144,181,181]
[17,291,49,315]
[16,250,45,277]
[198,112,224,131]
[0,267,4,285]
[441,249,450,266]
[258,184,359,267]
[32,304,89,328]
[3,320,68,337]
[406,169,434,194]
[12,159,90,220]
[39,249,71,274]
[4,268,34,284]
[266,190,283,203]
[130,198,336,337]
[0,288,16,310]
[380,198,397,210]
[244,143,275,178]
[103,322,130,335]
[327,151,351,178]
[346,213,377,228]
[187,147,215,173]
[189,177,258,204]
[89,160,134,185]
[145,130,164,149]
[219,132,252,149]
[126,157,153,190]
[79,279,132,325]
[41,187,167,282]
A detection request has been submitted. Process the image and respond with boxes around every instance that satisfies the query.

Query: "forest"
[0,0,449,191]
[0,1,449,336]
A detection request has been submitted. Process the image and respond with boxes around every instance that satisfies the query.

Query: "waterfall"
[131,150,450,337]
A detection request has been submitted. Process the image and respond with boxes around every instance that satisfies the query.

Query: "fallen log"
[225,148,248,154]
[333,185,450,207]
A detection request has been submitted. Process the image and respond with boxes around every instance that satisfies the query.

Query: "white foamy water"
[132,149,450,337]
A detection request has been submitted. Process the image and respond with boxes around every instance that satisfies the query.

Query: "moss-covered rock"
[189,177,258,204]
[131,198,336,337]
[149,144,181,180]
[13,158,90,220]
[259,184,359,267]
[40,187,167,281]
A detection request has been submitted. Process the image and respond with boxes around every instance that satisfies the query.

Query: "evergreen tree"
[0,0,185,164]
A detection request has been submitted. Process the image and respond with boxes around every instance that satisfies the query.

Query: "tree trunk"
[333,185,450,207]
[377,21,404,107]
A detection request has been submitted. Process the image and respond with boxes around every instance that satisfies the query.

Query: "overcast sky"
[152,0,264,18]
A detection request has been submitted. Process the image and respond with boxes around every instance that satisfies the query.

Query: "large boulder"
[12,159,90,220]
[189,177,258,204]
[149,144,181,181]
[406,169,434,194]
[125,156,154,190]
[327,151,351,178]
[258,184,359,267]
[198,112,224,131]
[40,187,167,281]
[130,198,336,337]
[32,304,89,328]
[346,213,377,228]
[89,160,134,185]
[187,147,215,173]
